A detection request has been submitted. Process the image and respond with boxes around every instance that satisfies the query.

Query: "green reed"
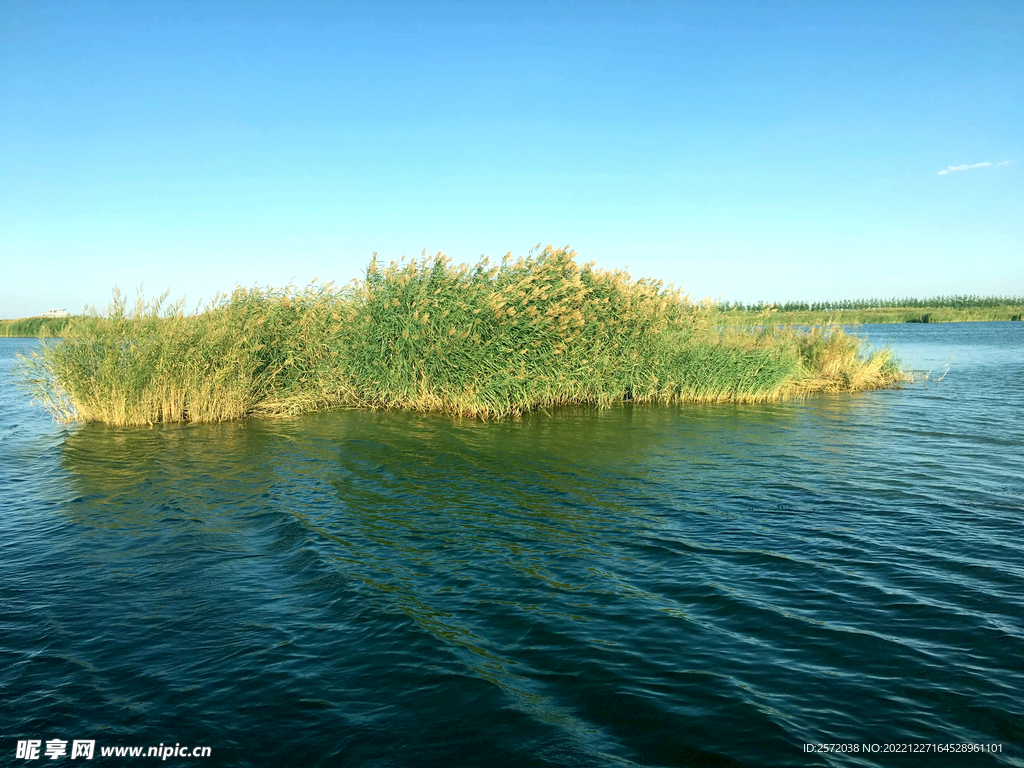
[0,316,73,338]
[20,248,906,425]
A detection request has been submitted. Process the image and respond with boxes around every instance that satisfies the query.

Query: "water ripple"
[1,326,1023,766]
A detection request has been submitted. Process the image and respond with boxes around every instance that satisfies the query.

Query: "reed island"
[21,248,905,426]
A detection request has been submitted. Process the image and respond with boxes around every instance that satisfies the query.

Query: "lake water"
[1,324,1022,767]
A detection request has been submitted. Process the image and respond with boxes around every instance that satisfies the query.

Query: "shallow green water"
[1,324,1022,766]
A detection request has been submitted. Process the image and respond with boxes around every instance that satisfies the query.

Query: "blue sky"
[1,1,1021,318]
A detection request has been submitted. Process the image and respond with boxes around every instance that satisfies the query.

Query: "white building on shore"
[41,309,70,318]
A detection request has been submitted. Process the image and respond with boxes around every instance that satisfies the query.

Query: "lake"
[1,323,1021,767]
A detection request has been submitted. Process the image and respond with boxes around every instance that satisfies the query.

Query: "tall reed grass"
[0,316,72,338]
[21,248,906,425]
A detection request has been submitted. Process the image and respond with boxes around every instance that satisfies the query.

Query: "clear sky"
[1,1,1021,318]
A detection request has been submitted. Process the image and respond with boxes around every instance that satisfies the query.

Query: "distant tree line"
[718,295,1024,312]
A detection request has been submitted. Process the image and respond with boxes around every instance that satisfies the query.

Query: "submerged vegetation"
[21,248,906,426]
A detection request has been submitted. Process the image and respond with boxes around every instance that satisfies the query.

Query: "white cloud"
[937,160,1011,175]
[938,162,991,175]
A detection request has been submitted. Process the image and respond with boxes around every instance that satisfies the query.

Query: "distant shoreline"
[720,307,1024,325]
[0,316,71,338]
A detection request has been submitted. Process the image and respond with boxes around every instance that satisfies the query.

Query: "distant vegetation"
[719,294,1024,312]
[718,295,1024,324]
[0,316,72,337]
[19,248,904,425]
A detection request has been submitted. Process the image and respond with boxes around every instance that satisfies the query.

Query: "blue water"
[1,324,1022,767]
